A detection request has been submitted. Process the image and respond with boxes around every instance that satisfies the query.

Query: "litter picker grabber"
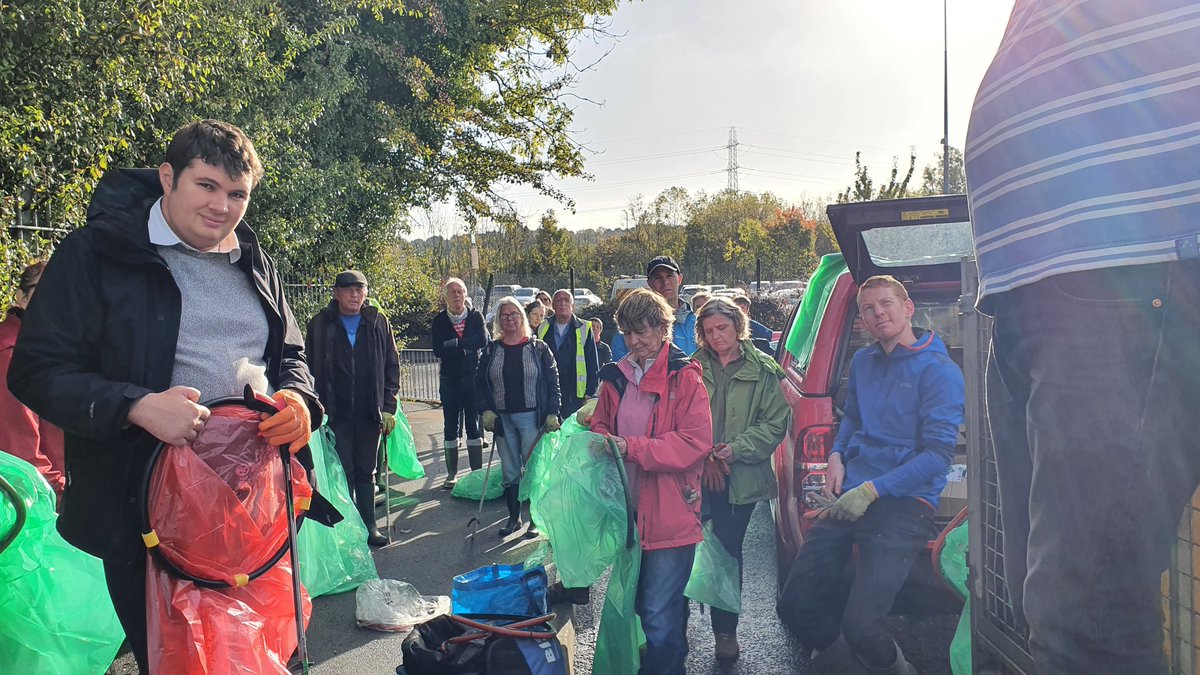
[466,432,499,546]
[244,386,311,674]
[379,434,392,544]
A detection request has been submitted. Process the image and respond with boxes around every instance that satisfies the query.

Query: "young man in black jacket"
[305,270,400,547]
[7,120,333,672]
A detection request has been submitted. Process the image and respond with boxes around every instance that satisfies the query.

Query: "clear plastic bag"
[355,579,449,632]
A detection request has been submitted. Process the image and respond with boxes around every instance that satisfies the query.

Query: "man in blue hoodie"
[779,275,964,675]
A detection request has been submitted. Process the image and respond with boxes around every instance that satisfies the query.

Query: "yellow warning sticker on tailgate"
[901,208,950,221]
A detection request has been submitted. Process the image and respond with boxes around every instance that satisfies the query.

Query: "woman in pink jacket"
[590,288,713,675]
[0,260,65,499]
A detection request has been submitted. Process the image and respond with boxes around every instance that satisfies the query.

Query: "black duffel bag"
[399,613,567,675]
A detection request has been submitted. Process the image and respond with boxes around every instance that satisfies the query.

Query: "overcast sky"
[426,1,1017,235]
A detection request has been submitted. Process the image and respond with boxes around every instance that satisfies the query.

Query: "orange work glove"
[258,389,312,454]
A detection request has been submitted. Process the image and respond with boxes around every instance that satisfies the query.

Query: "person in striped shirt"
[965,3,1200,673]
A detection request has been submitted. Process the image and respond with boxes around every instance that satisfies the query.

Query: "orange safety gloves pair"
[258,389,312,454]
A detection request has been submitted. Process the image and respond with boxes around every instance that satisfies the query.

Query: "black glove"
[443,338,459,348]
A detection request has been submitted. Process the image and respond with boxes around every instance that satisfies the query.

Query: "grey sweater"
[159,245,271,400]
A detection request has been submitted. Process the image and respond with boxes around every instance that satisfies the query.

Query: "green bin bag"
[451,466,503,501]
[520,413,586,504]
[0,452,125,674]
[937,519,971,675]
[529,429,630,588]
[386,407,426,480]
[784,253,849,366]
[684,522,741,613]
[297,424,379,597]
[593,530,645,675]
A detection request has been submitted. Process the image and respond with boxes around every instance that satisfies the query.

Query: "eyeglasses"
[499,312,522,320]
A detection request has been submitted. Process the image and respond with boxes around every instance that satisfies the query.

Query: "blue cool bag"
[452,564,548,618]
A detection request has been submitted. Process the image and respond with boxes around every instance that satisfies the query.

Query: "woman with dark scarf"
[431,277,488,488]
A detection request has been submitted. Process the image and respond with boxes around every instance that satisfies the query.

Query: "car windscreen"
[860,220,974,268]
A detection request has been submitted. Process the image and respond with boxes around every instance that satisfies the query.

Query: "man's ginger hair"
[856,275,909,303]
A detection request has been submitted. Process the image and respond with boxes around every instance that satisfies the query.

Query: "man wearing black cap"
[611,255,697,360]
[306,270,400,547]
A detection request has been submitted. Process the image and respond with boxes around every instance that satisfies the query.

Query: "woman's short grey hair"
[615,288,674,342]
[696,296,749,350]
[492,296,531,339]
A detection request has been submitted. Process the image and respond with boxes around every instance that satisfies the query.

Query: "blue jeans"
[778,497,935,667]
[987,262,1200,675]
[636,544,696,675]
[497,411,539,487]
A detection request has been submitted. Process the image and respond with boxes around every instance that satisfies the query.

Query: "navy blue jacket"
[833,329,964,506]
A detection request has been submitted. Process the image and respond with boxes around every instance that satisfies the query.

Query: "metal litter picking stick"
[245,385,310,674]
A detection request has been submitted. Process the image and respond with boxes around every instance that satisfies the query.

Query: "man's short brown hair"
[165,119,264,187]
[857,275,909,304]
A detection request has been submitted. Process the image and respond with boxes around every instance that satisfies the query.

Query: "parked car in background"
[513,286,540,305]
[573,288,602,309]
[484,284,523,322]
[680,284,710,304]
[610,276,648,301]
[767,280,807,299]
[772,194,971,614]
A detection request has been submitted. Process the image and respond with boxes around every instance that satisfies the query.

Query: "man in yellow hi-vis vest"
[537,289,599,419]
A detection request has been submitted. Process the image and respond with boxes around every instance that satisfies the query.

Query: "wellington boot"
[442,441,460,489]
[498,485,523,537]
[810,635,869,675]
[864,640,918,675]
[354,482,389,547]
[466,439,484,471]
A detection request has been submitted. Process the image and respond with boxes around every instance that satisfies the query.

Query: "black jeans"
[778,497,935,668]
[987,262,1200,675]
[440,375,481,443]
[329,416,382,485]
[704,489,756,635]
[104,556,148,673]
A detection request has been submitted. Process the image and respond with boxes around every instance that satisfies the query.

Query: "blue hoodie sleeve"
[872,356,964,498]
[611,332,628,361]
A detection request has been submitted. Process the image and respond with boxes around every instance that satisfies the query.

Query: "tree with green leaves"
[836,150,917,203]
[918,146,967,195]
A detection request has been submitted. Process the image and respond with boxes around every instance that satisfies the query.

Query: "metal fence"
[397,349,440,404]
[962,257,1034,674]
[963,256,1199,675]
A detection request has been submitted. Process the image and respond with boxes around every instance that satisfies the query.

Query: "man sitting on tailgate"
[777,274,964,675]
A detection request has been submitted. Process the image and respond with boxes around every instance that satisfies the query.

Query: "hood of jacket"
[598,340,692,398]
[866,327,947,361]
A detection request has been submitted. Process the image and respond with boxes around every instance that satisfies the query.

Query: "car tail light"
[796,425,835,509]
[801,425,835,463]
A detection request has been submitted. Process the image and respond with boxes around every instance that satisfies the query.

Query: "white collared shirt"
[148,198,241,263]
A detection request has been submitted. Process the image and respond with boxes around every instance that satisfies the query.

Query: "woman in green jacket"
[693,297,790,662]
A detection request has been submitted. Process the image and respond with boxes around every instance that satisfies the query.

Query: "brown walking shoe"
[715,632,740,660]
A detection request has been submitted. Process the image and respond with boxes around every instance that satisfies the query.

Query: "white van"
[610,276,649,301]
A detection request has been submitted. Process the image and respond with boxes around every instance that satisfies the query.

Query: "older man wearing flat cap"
[306,270,400,547]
